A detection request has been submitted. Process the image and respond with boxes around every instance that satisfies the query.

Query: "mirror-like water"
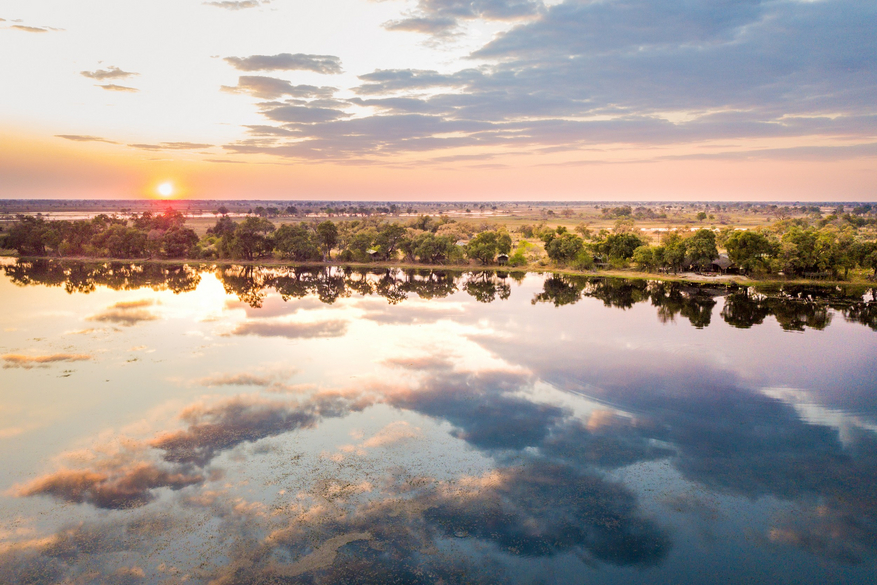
[1,260,876,584]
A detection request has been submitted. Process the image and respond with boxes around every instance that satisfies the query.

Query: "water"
[1,260,875,584]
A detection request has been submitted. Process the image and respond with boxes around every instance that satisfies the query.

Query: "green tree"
[779,227,831,275]
[161,227,198,258]
[686,229,718,270]
[598,232,646,260]
[661,232,687,273]
[632,245,659,271]
[229,217,275,260]
[316,220,338,260]
[466,230,511,265]
[207,216,237,238]
[829,230,857,279]
[5,215,51,255]
[93,225,148,258]
[412,233,458,264]
[725,230,774,273]
[274,223,321,261]
[372,223,407,260]
[544,232,584,264]
[859,242,877,277]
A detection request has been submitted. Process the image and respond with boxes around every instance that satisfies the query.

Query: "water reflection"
[1,260,876,584]
[6,260,877,331]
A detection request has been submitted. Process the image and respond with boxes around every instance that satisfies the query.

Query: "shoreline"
[3,254,875,288]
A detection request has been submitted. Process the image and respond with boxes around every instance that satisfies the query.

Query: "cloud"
[224,53,343,74]
[354,68,480,95]
[382,0,543,36]
[80,66,137,80]
[96,84,138,92]
[383,16,458,34]
[2,353,92,369]
[15,464,203,509]
[221,75,337,99]
[218,1,877,164]
[386,368,568,451]
[347,96,452,115]
[87,299,158,326]
[382,354,455,371]
[197,372,277,387]
[10,25,54,33]
[55,134,118,144]
[227,319,348,338]
[360,421,423,448]
[0,513,180,582]
[113,299,155,309]
[359,302,465,324]
[225,295,326,319]
[127,141,212,150]
[420,462,670,565]
[195,369,300,393]
[151,391,373,466]
[204,0,268,9]
[260,104,351,124]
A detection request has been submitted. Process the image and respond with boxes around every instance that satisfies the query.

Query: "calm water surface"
[1,260,876,584]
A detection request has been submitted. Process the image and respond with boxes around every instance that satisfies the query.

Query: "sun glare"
[157,182,174,198]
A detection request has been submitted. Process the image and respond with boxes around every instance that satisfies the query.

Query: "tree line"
[2,212,199,259]
[3,210,876,280]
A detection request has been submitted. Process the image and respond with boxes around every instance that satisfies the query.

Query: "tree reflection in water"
[1,259,876,583]
[5,260,876,331]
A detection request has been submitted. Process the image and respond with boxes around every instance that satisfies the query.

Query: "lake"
[1,259,876,584]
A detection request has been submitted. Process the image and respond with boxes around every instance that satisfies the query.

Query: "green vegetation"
[3,206,877,282]
[3,211,198,259]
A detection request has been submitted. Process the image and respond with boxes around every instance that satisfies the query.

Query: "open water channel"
[1,260,875,584]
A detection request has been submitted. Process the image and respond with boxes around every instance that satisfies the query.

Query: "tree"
[860,242,877,277]
[229,217,275,260]
[161,227,198,258]
[829,230,857,279]
[340,231,376,262]
[316,220,338,260]
[632,245,658,271]
[779,227,830,275]
[686,229,718,270]
[274,223,320,261]
[598,232,646,260]
[466,230,511,265]
[725,230,773,273]
[5,215,51,255]
[372,223,407,259]
[93,225,148,258]
[544,232,584,264]
[661,232,687,273]
[207,216,237,238]
[412,233,458,264]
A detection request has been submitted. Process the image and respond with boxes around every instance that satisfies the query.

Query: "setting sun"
[157,182,174,198]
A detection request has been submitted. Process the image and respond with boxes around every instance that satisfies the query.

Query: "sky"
[1,0,876,201]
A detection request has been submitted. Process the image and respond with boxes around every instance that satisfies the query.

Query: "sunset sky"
[1,0,876,201]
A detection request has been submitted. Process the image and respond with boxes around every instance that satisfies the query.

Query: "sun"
[157,182,174,198]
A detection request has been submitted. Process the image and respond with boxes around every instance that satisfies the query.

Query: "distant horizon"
[2,198,875,206]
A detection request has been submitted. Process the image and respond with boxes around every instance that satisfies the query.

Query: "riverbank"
[3,253,875,288]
